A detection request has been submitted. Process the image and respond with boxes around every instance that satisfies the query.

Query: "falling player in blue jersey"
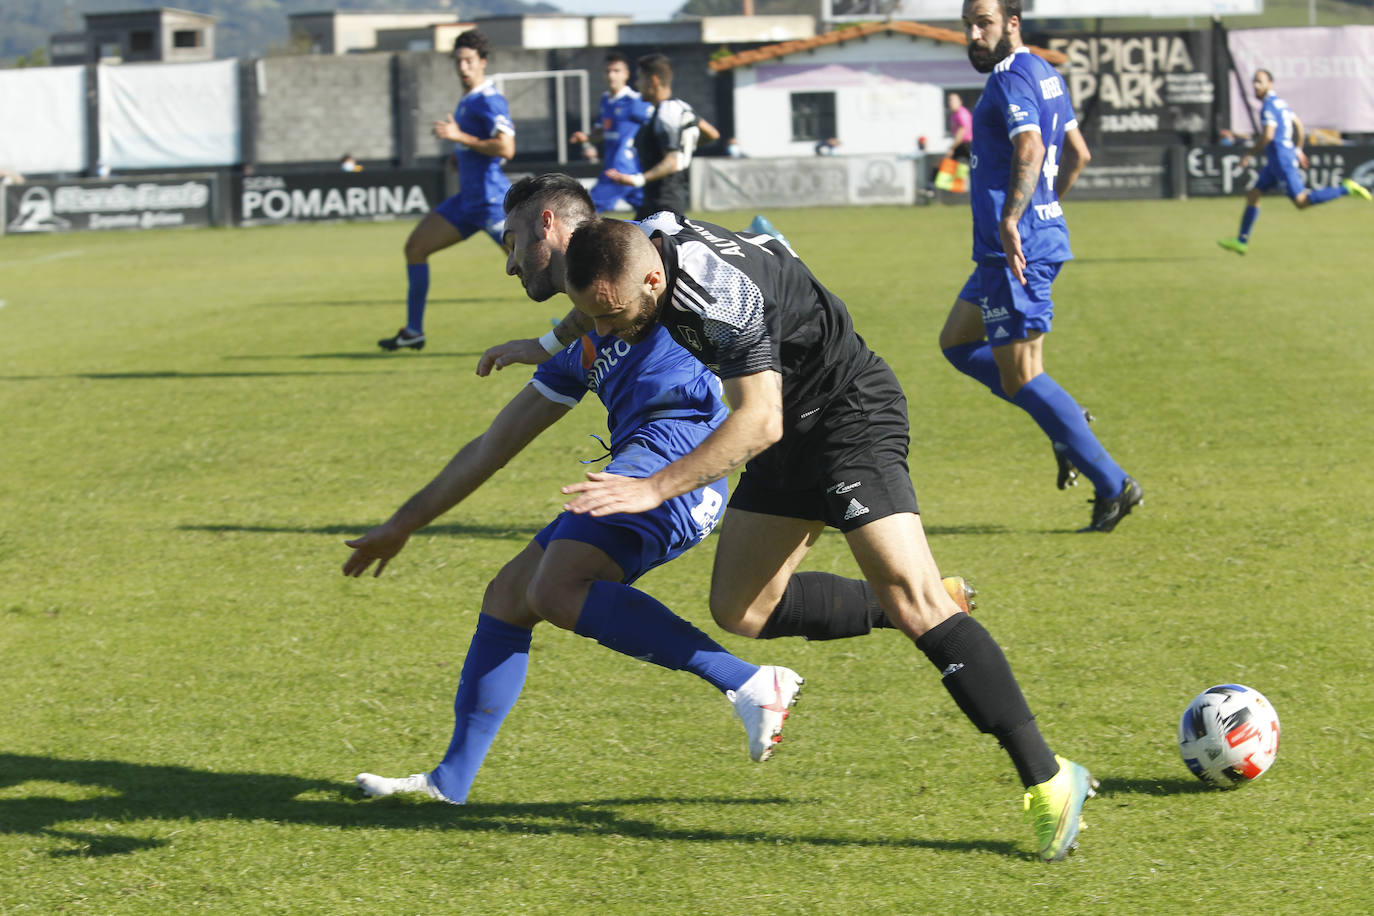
[379,30,515,352]
[939,0,1142,534]
[569,52,654,213]
[346,320,803,803]
[1218,68,1371,255]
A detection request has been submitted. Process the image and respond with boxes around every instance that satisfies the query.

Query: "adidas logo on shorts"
[843,497,870,521]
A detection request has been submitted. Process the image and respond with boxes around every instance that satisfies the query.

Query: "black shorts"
[729,356,919,532]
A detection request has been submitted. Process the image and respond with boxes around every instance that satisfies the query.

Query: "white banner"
[0,66,87,175]
[825,1,1261,20]
[1228,27,1374,135]
[99,59,241,169]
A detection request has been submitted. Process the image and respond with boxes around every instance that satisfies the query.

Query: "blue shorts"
[958,260,1063,342]
[533,437,727,585]
[589,177,643,213]
[434,194,506,243]
[1252,152,1306,199]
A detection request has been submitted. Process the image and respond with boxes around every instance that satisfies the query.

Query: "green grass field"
[2,196,1371,914]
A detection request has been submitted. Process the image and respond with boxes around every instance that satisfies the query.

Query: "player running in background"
[570,52,654,213]
[345,320,803,803]
[559,212,1093,862]
[604,54,701,220]
[1217,68,1371,255]
[378,30,514,352]
[939,0,1142,533]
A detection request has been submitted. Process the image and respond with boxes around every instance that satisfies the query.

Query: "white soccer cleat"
[727,665,803,762]
[355,771,452,802]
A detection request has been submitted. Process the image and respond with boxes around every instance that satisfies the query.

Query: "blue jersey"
[599,86,653,174]
[454,79,514,210]
[969,47,1074,265]
[530,324,727,459]
[1260,91,1298,159]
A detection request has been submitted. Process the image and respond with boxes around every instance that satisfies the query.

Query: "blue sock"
[943,341,1009,401]
[405,263,429,334]
[574,581,758,693]
[1238,205,1259,242]
[1307,185,1347,205]
[1011,373,1127,497]
[429,614,531,803]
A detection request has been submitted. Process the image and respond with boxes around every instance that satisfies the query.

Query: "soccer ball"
[1177,684,1280,789]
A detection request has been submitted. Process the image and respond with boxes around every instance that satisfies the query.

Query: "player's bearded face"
[615,289,661,344]
[967,30,1012,73]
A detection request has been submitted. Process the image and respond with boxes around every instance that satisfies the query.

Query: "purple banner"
[1227,27,1374,135]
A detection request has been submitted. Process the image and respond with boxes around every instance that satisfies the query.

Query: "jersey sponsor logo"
[677,326,703,350]
[980,304,1010,321]
[1040,76,1064,100]
[584,337,633,392]
[1006,103,1030,123]
[1034,201,1064,220]
[826,480,862,494]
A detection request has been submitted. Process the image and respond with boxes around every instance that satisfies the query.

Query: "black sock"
[756,571,891,640]
[916,614,1058,787]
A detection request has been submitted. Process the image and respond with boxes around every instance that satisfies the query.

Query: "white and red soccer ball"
[1177,684,1280,789]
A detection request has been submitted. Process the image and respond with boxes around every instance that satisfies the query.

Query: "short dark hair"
[604,51,629,66]
[565,218,643,293]
[997,0,1023,21]
[503,172,596,222]
[637,53,672,85]
[453,29,490,59]
[1256,67,1274,81]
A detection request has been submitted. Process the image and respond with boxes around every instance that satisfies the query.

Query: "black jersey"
[642,212,877,432]
[634,98,699,218]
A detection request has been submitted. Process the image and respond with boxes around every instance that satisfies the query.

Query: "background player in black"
[603,54,700,219]
[560,215,1097,861]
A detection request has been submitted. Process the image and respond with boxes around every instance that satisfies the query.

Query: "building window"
[173,30,203,48]
[790,92,836,142]
[130,30,154,53]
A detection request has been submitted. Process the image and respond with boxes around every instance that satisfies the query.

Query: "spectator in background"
[1217,129,1237,147]
[814,137,840,156]
[378,29,514,352]
[570,51,653,213]
[948,92,973,162]
[605,53,702,220]
[726,137,745,158]
[339,153,362,172]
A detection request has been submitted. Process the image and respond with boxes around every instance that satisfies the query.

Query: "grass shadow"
[0,754,1020,859]
[179,522,544,540]
[255,297,493,308]
[1096,775,1214,797]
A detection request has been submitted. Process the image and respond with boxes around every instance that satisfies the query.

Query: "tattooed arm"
[999,129,1046,286]
[560,369,784,517]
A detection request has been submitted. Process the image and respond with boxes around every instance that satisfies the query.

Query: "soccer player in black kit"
[559,212,1097,861]
[602,53,700,220]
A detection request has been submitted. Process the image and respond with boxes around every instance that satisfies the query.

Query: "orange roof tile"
[709,20,1066,71]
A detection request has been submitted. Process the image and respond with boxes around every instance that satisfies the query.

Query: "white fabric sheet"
[99,58,240,169]
[0,66,88,175]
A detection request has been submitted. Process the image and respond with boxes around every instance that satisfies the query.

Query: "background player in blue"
[345,323,803,803]
[569,52,653,213]
[605,54,702,220]
[378,30,515,352]
[1218,68,1371,255]
[939,0,1142,533]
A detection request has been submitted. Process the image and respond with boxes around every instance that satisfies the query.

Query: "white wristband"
[628,173,646,188]
[538,329,564,355]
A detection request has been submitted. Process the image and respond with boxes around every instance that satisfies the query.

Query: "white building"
[711,21,1066,158]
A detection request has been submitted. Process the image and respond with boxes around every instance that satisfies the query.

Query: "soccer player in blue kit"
[570,52,654,213]
[379,30,514,352]
[1217,68,1371,255]
[346,319,803,803]
[939,0,1142,533]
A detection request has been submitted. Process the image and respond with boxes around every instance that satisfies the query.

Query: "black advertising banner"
[1067,146,1171,200]
[1185,145,1374,197]
[3,177,215,234]
[233,169,446,226]
[1040,31,1217,146]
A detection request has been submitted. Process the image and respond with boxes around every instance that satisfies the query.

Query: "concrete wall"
[254,54,395,164]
